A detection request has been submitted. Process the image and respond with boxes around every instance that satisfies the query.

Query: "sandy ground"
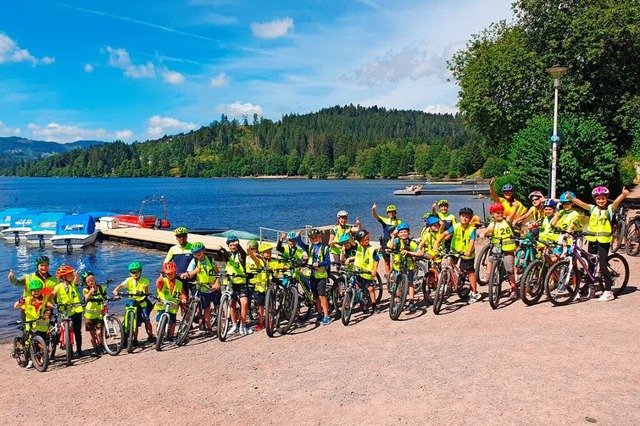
[2,205,640,425]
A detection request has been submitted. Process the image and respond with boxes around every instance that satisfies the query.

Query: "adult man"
[371,202,401,277]
[165,227,194,300]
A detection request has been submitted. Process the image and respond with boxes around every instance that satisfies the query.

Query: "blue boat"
[0,208,29,230]
[1,210,43,244]
[50,214,98,252]
[24,212,67,248]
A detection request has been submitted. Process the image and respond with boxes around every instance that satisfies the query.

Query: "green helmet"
[247,240,259,250]
[28,278,44,291]
[81,271,95,282]
[437,199,449,206]
[173,227,188,236]
[191,242,205,253]
[128,261,142,272]
[35,255,50,266]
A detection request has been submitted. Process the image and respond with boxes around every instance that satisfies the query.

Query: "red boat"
[114,196,171,229]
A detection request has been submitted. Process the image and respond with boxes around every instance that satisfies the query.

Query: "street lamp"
[547,65,568,200]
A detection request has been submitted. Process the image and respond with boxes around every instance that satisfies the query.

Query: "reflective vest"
[225,252,246,285]
[83,285,106,320]
[354,244,377,280]
[194,256,217,292]
[281,245,305,261]
[557,209,583,232]
[527,206,543,223]
[156,278,183,314]
[420,228,442,259]
[307,244,328,278]
[54,283,83,315]
[24,272,56,299]
[22,296,50,333]
[539,216,558,244]
[247,256,265,291]
[585,206,613,243]
[491,220,516,252]
[451,223,476,259]
[500,197,526,218]
[376,215,401,240]
[392,239,419,271]
[124,277,149,306]
[437,212,457,230]
[331,225,350,255]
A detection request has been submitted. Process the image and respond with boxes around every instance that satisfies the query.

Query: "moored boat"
[2,210,43,244]
[24,212,67,248]
[114,196,171,229]
[0,208,29,230]
[50,213,98,252]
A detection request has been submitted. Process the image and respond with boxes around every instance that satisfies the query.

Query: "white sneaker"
[229,324,238,334]
[597,291,614,302]
[26,360,33,369]
[244,325,253,335]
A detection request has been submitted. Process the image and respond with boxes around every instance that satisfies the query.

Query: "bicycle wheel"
[12,336,28,367]
[456,274,471,301]
[155,314,168,351]
[519,259,546,306]
[608,253,630,296]
[30,335,49,373]
[625,221,640,256]
[389,273,408,320]
[326,275,338,318]
[413,261,427,295]
[475,245,491,286]
[433,269,449,315]
[296,283,313,322]
[264,288,278,338]
[280,285,299,335]
[217,294,231,342]
[102,315,123,356]
[488,261,504,310]
[176,302,196,346]
[126,310,136,354]
[386,271,396,294]
[611,221,625,253]
[332,275,346,319]
[545,260,578,306]
[64,322,72,366]
[341,288,354,326]
[423,268,438,305]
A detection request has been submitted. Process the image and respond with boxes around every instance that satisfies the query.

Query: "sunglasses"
[130,269,141,274]
[176,234,187,238]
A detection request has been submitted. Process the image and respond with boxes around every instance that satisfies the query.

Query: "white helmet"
[337,210,348,218]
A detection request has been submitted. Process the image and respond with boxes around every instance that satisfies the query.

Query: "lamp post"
[547,65,568,200]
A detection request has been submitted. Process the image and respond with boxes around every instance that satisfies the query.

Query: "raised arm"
[489,177,500,203]
[610,187,630,211]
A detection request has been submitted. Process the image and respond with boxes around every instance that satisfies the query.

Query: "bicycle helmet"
[226,235,239,245]
[81,271,95,282]
[528,191,544,200]
[173,226,188,236]
[386,205,397,213]
[336,210,348,218]
[191,242,205,253]
[396,222,410,232]
[35,255,50,266]
[543,199,557,208]
[56,265,75,279]
[247,240,259,250]
[501,184,514,193]
[308,228,321,237]
[459,207,474,217]
[558,191,575,203]
[355,229,369,242]
[286,231,297,240]
[128,261,142,272]
[259,242,273,252]
[163,262,177,274]
[425,215,440,227]
[591,186,609,197]
[489,202,505,214]
[28,278,44,291]
[337,234,351,245]
[437,199,449,207]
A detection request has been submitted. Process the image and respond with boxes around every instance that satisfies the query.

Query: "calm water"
[0,177,491,339]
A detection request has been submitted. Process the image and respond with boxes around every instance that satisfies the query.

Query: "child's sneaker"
[254,323,265,332]
[321,316,331,326]
[509,288,518,300]
[229,324,238,335]
[316,313,324,323]
[597,291,614,302]
[26,360,33,369]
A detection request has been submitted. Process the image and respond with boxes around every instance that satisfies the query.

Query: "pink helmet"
[591,186,609,197]
[528,191,544,200]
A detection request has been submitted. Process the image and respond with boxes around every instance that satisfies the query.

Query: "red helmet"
[56,265,76,279]
[163,262,177,274]
[489,202,505,214]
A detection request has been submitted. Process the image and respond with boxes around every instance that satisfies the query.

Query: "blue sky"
[0,0,513,143]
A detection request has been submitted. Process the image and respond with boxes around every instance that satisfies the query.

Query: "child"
[552,191,585,234]
[431,199,457,230]
[538,199,559,246]
[51,265,84,357]
[387,222,424,313]
[246,240,265,332]
[328,210,352,263]
[8,255,57,300]
[81,271,106,357]
[185,242,220,337]
[434,207,481,303]
[418,214,444,262]
[112,261,155,345]
[155,262,184,342]
[338,233,357,268]
[481,203,518,299]
[277,231,306,263]
[225,235,252,335]
[566,186,629,301]
[345,229,381,313]
[14,278,52,368]
[298,228,332,325]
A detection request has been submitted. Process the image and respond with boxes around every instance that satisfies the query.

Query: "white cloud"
[215,102,264,117]
[28,123,108,143]
[210,72,230,88]
[146,115,198,138]
[162,69,185,84]
[0,121,21,136]
[115,129,134,140]
[84,64,94,73]
[423,104,459,115]
[251,17,294,39]
[0,32,54,66]
[106,46,156,79]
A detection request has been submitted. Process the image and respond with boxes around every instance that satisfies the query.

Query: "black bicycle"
[10,319,49,372]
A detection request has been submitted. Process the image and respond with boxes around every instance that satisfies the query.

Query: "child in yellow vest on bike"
[113,261,155,345]
[387,222,424,313]
[481,203,518,300]
[345,229,381,313]
[155,262,184,342]
[51,265,84,358]
[14,278,52,368]
[81,271,106,357]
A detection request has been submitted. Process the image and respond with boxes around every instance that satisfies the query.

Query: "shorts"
[200,291,221,310]
[492,250,515,273]
[232,284,248,298]
[85,318,103,332]
[392,270,414,283]
[155,310,177,324]
[459,258,475,272]
[254,290,266,307]
[355,276,375,291]
[310,276,327,298]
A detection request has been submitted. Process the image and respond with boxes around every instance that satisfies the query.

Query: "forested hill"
[5,105,486,179]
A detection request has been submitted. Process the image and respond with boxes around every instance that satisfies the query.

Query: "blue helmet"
[558,191,575,203]
[501,184,514,193]
[337,234,350,244]
[226,235,239,245]
[543,199,557,208]
[286,231,297,240]
[424,215,440,227]
[396,222,410,232]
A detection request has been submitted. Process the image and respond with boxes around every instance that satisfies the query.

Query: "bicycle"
[154,296,180,351]
[386,249,421,320]
[625,211,640,256]
[519,239,561,306]
[432,251,472,315]
[286,259,337,322]
[412,255,439,305]
[486,238,513,310]
[49,302,82,366]
[118,292,152,353]
[545,231,630,305]
[610,204,627,253]
[176,286,202,346]
[260,267,297,337]
[101,296,124,356]
[9,319,49,372]
[474,243,491,287]
[514,230,539,281]
[216,274,246,342]
[339,265,374,326]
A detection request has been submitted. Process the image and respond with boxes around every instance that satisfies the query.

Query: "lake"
[0,177,493,339]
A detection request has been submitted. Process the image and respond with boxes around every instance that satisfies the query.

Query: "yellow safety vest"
[392,239,419,271]
[585,206,613,243]
[124,277,149,306]
[331,225,350,255]
[500,197,526,218]
[22,296,50,333]
[451,223,476,259]
[195,257,217,292]
[247,257,266,291]
[307,244,328,279]
[156,278,183,314]
[557,209,583,232]
[23,273,56,299]
[491,220,516,252]
[83,285,106,320]
[539,216,559,245]
[527,206,543,223]
[354,244,377,280]
[225,252,246,285]
[54,283,83,315]
[420,228,442,259]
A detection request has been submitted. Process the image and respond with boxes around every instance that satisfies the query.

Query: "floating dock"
[394,187,490,196]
